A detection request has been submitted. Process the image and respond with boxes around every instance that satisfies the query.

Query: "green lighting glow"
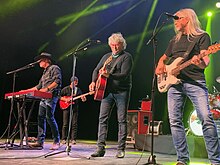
[204,15,213,91]
[58,0,146,61]
[163,163,209,165]
[136,0,158,53]
[207,11,213,17]
[133,0,159,70]
[55,1,125,26]
[216,2,220,8]
[0,0,42,20]
[56,0,99,36]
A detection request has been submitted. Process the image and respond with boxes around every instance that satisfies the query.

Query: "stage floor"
[0,139,210,165]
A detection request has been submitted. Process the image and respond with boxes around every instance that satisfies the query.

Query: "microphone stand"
[45,40,94,158]
[4,63,36,149]
[144,14,171,165]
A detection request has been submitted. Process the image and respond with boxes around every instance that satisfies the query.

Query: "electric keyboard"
[4,90,52,100]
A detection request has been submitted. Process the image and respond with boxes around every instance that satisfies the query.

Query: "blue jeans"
[37,97,60,144]
[168,80,220,164]
[97,90,130,150]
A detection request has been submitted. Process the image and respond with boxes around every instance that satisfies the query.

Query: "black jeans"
[61,108,78,141]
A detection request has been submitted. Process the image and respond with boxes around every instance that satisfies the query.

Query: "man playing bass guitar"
[155,8,220,165]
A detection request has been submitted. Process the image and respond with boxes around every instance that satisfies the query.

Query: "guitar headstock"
[89,91,95,95]
[208,43,220,54]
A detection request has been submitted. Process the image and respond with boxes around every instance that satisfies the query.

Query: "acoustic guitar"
[94,56,112,101]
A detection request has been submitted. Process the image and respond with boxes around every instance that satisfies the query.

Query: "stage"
[0,138,211,165]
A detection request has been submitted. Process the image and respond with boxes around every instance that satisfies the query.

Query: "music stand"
[144,13,171,165]
[44,40,95,158]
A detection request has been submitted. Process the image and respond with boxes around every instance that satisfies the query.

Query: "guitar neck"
[172,51,207,75]
[102,56,112,70]
[72,91,94,101]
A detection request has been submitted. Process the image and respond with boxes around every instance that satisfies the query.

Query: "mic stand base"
[44,145,71,158]
[144,155,162,165]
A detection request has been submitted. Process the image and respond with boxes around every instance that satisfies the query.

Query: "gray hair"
[108,32,127,49]
[174,8,205,42]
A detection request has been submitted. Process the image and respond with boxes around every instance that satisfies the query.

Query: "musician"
[155,9,220,165]
[89,32,133,158]
[23,52,62,150]
[60,76,86,145]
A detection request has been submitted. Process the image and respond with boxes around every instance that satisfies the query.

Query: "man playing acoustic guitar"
[60,76,86,145]
[89,32,133,158]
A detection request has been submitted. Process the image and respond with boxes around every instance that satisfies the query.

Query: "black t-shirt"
[165,33,211,81]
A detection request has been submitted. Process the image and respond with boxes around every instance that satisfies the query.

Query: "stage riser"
[135,134,209,158]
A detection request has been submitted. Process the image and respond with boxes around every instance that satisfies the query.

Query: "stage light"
[216,2,220,8]
[207,11,213,17]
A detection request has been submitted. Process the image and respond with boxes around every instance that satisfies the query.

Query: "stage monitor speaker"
[127,110,138,144]
[138,110,152,134]
[127,110,153,145]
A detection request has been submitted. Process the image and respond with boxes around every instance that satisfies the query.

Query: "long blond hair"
[174,8,205,42]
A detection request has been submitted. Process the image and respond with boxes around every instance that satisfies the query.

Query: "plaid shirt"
[36,64,62,97]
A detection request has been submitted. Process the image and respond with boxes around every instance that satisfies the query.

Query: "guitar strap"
[109,55,124,74]
[182,34,203,60]
[74,87,78,95]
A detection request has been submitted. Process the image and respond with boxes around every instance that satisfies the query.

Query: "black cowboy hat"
[34,52,55,63]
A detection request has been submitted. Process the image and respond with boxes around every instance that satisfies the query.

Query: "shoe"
[91,148,105,157]
[49,143,60,150]
[61,140,66,144]
[71,140,76,145]
[29,142,43,149]
[116,150,125,158]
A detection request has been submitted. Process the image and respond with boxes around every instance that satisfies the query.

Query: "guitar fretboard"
[171,47,214,75]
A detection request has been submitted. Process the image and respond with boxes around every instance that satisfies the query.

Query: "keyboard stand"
[7,96,38,150]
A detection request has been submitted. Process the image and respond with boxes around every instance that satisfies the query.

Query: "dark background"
[0,0,220,141]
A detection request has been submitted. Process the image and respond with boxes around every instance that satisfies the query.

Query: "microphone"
[164,12,179,20]
[27,60,40,66]
[87,39,101,44]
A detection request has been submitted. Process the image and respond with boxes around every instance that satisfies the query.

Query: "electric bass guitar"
[59,91,95,110]
[157,43,220,93]
[94,56,113,101]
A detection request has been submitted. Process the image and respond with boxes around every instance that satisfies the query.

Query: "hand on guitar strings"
[191,55,202,66]
[99,69,109,78]
[155,63,166,75]
[89,82,96,92]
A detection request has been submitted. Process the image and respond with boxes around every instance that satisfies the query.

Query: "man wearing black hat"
[60,76,86,145]
[23,52,62,150]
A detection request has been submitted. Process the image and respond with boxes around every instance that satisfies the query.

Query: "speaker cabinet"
[127,110,152,145]
[138,110,152,134]
[127,110,138,144]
